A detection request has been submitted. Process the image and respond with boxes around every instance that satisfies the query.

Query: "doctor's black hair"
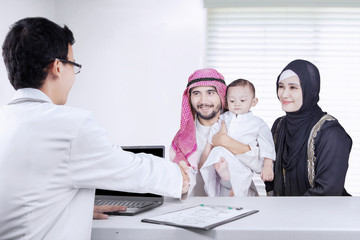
[2,17,75,90]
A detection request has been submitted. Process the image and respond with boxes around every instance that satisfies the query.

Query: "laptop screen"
[95,145,165,198]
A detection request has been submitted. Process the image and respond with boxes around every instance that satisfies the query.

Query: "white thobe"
[179,116,210,198]
[201,111,275,196]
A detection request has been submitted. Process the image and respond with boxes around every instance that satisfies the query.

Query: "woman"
[265,59,352,196]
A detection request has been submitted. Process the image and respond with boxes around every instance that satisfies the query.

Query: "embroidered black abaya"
[266,59,352,196]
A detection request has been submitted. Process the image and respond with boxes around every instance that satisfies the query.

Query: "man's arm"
[198,142,212,169]
[70,113,185,199]
[211,121,251,155]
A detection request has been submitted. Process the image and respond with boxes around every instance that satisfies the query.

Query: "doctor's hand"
[93,205,127,220]
[178,161,190,194]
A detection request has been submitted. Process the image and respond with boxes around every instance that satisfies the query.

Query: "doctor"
[0,17,189,240]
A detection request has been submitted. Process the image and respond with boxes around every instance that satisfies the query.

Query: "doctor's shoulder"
[54,104,96,126]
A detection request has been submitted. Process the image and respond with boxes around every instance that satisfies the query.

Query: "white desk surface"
[91,196,360,240]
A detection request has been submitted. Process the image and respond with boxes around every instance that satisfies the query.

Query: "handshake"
[178,160,191,194]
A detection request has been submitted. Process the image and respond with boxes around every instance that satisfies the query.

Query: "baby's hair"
[226,78,256,98]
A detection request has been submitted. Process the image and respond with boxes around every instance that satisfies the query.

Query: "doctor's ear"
[47,59,63,79]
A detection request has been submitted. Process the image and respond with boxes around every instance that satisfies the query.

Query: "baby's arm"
[260,158,274,181]
[258,122,276,181]
[199,142,212,169]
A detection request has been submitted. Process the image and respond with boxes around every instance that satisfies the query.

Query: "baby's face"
[226,86,257,115]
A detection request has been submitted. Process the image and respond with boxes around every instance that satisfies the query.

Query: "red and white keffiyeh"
[170,68,227,170]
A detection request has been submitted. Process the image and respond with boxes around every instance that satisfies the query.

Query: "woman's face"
[277,75,303,112]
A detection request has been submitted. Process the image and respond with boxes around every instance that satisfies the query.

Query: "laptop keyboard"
[95,199,154,208]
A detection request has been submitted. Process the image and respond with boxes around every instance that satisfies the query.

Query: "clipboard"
[141,204,259,231]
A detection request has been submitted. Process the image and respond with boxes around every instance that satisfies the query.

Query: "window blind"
[205,6,360,196]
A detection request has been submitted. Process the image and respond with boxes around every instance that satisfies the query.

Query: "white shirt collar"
[9,88,53,104]
[228,110,253,120]
[195,115,211,136]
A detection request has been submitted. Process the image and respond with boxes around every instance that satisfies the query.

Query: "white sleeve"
[234,122,276,173]
[257,122,276,161]
[235,141,263,174]
[68,114,183,198]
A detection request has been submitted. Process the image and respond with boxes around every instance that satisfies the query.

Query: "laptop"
[94,145,165,216]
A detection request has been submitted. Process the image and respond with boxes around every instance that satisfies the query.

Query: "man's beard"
[194,104,222,120]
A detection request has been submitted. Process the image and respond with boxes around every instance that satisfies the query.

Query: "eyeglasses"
[48,58,82,74]
[57,59,82,74]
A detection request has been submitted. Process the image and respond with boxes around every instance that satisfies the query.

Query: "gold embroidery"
[307,114,335,187]
[273,117,284,146]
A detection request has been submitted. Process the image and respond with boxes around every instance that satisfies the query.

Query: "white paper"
[144,205,256,229]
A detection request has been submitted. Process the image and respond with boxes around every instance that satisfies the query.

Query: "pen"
[200,204,243,210]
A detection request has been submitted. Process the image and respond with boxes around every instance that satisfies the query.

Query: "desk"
[91,197,360,240]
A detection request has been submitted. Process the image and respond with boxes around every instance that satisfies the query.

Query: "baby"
[199,79,275,196]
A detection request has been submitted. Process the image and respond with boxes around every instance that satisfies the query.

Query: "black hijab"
[273,59,325,195]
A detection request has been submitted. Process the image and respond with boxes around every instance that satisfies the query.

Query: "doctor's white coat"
[0,88,182,240]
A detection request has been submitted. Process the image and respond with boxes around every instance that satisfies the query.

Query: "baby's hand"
[261,158,274,182]
[229,189,234,197]
[260,165,274,182]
